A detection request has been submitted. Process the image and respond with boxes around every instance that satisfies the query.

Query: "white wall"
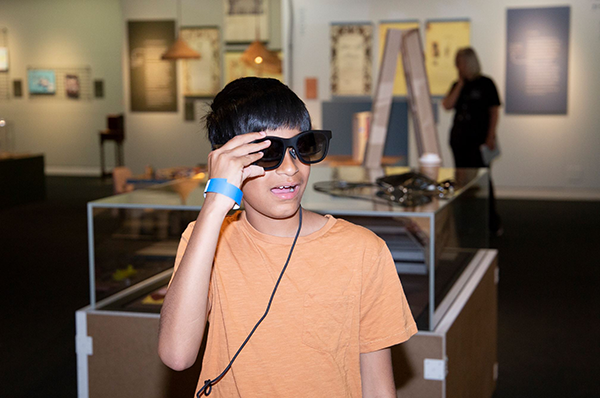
[0,0,124,175]
[2,0,599,199]
[120,0,282,174]
[289,0,600,199]
[0,0,281,176]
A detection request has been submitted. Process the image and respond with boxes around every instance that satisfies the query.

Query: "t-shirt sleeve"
[485,78,501,107]
[359,241,418,353]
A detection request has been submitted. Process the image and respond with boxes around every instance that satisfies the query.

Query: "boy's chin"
[248,202,302,221]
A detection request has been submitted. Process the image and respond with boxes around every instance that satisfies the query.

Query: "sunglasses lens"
[255,138,284,170]
[297,132,329,163]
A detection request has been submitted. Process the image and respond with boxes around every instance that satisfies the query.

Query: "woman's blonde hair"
[456,47,481,79]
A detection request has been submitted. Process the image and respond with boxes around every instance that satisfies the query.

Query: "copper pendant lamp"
[241,13,281,74]
[161,0,200,60]
[240,40,281,73]
[162,37,201,60]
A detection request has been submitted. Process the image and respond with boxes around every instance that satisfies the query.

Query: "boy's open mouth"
[271,184,298,193]
[270,184,299,199]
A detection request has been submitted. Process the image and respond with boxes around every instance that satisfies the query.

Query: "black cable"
[197,207,304,396]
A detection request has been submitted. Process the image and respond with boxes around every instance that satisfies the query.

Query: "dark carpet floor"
[0,176,598,397]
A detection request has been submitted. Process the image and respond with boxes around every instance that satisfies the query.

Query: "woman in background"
[442,47,502,236]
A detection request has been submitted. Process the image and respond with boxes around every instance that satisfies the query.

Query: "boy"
[158,77,417,397]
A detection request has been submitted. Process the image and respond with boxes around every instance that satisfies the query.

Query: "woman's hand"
[442,79,465,111]
[485,134,496,150]
[486,106,500,151]
[207,132,271,188]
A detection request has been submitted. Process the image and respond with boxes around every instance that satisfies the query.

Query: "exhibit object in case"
[76,166,496,398]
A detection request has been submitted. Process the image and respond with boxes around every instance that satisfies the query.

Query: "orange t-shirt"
[173,211,417,397]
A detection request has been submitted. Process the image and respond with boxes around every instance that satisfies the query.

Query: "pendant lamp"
[240,40,282,73]
[161,0,200,60]
[241,12,281,74]
[162,37,201,60]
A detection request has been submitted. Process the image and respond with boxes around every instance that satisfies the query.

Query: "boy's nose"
[276,147,299,176]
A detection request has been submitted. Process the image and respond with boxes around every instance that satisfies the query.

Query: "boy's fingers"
[243,165,265,180]
[240,151,264,167]
[216,149,263,170]
[218,132,266,151]
[228,140,270,157]
[208,137,268,182]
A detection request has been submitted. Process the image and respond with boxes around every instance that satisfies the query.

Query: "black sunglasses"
[252,130,332,170]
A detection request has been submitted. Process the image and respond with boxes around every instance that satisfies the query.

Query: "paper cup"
[418,153,441,181]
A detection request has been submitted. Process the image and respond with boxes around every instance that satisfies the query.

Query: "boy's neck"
[244,208,326,238]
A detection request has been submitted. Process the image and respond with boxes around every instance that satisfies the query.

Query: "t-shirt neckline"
[239,211,337,245]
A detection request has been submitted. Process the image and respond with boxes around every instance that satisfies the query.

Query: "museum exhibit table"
[76,166,497,398]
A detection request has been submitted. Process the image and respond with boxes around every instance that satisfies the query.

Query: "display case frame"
[85,166,489,331]
[78,167,494,398]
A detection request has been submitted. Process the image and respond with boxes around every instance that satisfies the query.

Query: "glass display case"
[86,166,489,331]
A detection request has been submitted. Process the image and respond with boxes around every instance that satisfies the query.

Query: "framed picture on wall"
[378,21,420,97]
[0,47,8,72]
[94,79,104,98]
[181,26,221,98]
[128,20,178,112]
[330,23,373,96]
[13,79,23,97]
[505,7,570,114]
[224,0,269,43]
[27,69,56,95]
[65,74,80,99]
[223,50,283,85]
[425,19,470,96]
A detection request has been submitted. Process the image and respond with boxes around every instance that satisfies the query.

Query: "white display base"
[75,250,498,398]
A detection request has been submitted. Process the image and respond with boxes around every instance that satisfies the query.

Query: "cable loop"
[198,379,212,396]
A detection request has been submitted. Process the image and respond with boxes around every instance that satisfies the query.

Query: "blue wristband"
[203,178,243,209]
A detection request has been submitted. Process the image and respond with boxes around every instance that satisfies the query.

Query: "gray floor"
[0,176,598,397]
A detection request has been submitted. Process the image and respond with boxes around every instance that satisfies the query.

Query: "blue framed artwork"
[505,7,570,114]
[28,69,56,95]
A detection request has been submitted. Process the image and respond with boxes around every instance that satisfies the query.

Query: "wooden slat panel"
[446,257,498,398]
[394,334,444,397]
[87,313,201,398]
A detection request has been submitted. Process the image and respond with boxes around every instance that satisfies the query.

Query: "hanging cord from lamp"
[197,207,304,396]
[287,0,294,86]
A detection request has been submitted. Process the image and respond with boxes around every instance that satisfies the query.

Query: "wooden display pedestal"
[76,312,202,398]
[76,250,497,398]
[394,249,498,398]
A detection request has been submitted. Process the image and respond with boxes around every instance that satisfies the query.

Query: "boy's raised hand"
[207,132,270,189]
[160,134,271,371]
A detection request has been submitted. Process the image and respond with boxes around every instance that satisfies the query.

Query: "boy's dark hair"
[206,77,311,148]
